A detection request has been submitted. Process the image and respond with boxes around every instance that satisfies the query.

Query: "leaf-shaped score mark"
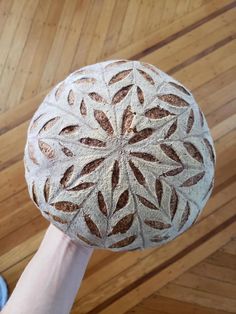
[151,235,170,243]
[105,60,128,69]
[32,182,39,206]
[183,142,203,163]
[109,235,137,248]
[75,77,96,84]
[160,144,181,163]
[77,234,96,246]
[98,191,108,217]
[60,165,74,187]
[68,182,94,191]
[30,113,45,131]
[61,146,73,157]
[128,160,146,185]
[28,143,39,165]
[130,152,157,162]
[178,202,190,231]
[84,214,101,238]
[204,138,215,165]
[168,82,191,96]
[68,90,75,105]
[155,179,163,206]
[88,92,107,103]
[80,158,105,176]
[112,85,133,104]
[38,117,60,134]
[115,190,129,212]
[144,220,171,230]
[108,214,134,236]
[140,62,160,76]
[128,128,153,144]
[145,106,175,119]
[137,69,155,85]
[137,195,158,210]
[170,188,178,220]
[51,201,80,212]
[199,108,204,127]
[51,215,68,224]
[44,178,50,202]
[79,137,106,147]
[163,167,184,177]
[59,125,79,136]
[186,109,194,133]
[94,110,114,136]
[137,86,144,104]
[181,171,205,187]
[164,120,177,139]
[38,140,55,159]
[158,94,189,107]
[55,83,65,100]
[121,105,134,135]
[80,99,87,116]
[108,69,132,85]
[112,160,119,190]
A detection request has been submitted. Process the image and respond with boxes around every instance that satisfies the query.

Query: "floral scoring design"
[24,60,215,251]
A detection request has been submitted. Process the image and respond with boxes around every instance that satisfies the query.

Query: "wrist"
[40,224,94,259]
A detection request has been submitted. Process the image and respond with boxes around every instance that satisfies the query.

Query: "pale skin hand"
[2,224,94,314]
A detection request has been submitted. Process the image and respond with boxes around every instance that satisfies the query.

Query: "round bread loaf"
[24,60,215,251]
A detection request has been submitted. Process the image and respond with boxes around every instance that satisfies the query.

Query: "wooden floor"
[0,0,236,313]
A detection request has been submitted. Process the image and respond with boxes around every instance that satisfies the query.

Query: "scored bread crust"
[24,60,215,251]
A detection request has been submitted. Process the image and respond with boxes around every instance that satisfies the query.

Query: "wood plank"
[71,198,236,313]
[157,282,236,313]
[207,251,236,270]
[71,0,104,70]
[86,0,116,64]
[117,0,141,49]
[38,0,77,91]
[53,0,90,83]
[0,0,14,40]
[220,240,236,256]
[101,0,129,58]
[128,294,230,314]
[20,0,65,101]
[174,272,236,299]
[0,0,39,112]
[190,261,236,285]
[0,0,27,78]
[75,215,236,313]
[109,0,234,60]
[5,0,52,111]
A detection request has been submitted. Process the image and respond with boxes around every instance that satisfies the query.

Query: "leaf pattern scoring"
[181,171,205,187]
[51,201,80,212]
[137,195,158,210]
[112,85,133,104]
[115,190,129,212]
[94,110,114,135]
[108,214,134,235]
[26,60,215,251]
[98,191,108,217]
[108,69,132,85]
[158,94,189,107]
[160,144,181,163]
[184,142,203,163]
[144,220,171,230]
[109,235,137,248]
[145,106,174,119]
[128,128,153,144]
[84,215,102,238]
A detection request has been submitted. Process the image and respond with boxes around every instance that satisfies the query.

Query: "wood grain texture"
[0,0,235,313]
